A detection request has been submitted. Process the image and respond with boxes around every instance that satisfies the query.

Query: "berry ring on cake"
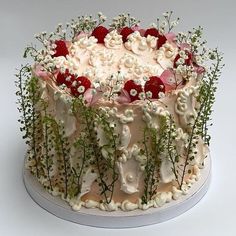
[16,12,223,227]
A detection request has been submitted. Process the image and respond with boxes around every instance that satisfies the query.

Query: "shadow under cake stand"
[23,156,211,228]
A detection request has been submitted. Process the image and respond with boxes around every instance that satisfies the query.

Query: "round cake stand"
[23,156,211,228]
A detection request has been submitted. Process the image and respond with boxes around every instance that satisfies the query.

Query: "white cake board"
[23,156,211,228]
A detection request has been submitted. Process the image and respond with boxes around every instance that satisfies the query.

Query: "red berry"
[144,28,167,49]
[144,76,165,99]
[157,34,167,49]
[70,76,91,97]
[144,28,159,37]
[120,27,134,42]
[52,40,69,57]
[91,26,109,44]
[56,69,75,87]
[123,80,143,102]
[173,51,192,68]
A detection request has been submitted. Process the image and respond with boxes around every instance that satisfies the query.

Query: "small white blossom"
[91,89,97,95]
[146,91,152,98]
[158,92,165,98]
[177,58,185,65]
[130,89,137,96]
[143,76,149,82]
[77,86,85,93]
[163,12,169,17]
[150,23,157,28]
[138,92,146,100]
[171,20,179,27]
[113,84,122,92]
[161,21,167,27]
[179,50,186,58]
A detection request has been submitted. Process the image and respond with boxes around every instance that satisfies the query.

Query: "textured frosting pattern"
[52,31,177,87]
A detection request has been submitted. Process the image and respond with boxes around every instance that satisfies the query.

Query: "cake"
[16,12,223,212]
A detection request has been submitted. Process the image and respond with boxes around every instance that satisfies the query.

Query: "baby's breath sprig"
[23,44,38,60]
[41,100,54,192]
[45,116,72,199]
[105,71,124,100]
[71,98,119,204]
[178,50,223,187]
[54,23,67,40]
[109,13,140,29]
[24,36,56,72]
[141,112,180,204]
[165,115,181,188]
[68,13,106,41]
[176,26,207,54]
[141,126,161,204]
[197,49,224,145]
[156,11,180,34]
[71,134,91,197]
[15,66,42,178]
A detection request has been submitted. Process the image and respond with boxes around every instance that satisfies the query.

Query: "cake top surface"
[27,12,211,106]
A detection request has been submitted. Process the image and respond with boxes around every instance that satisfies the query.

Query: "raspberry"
[56,70,75,87]
[144,28,167,49]
[70,76,91,97]
[52,40,69,57]
[91,26,109,44]
[144,76,165,99]
[157,34,167,49]
[144,28,159,37]
[123,80,143,102]
[120,27,134,42]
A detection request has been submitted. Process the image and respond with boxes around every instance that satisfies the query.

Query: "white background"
[0,0,235,235]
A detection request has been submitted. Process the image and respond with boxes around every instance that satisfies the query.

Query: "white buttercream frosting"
[156,42,178,69]
[125,31,156,55]
[74,35,98,50]
[104,30,123,49]
[89,48,114,67]
[121,200,139,211]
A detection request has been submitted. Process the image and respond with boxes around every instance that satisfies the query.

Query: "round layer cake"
[16,13,222,212]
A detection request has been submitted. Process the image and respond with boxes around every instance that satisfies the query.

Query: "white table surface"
[0,0,235,235]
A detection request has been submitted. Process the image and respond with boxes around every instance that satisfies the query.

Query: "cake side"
[16,12,223,211]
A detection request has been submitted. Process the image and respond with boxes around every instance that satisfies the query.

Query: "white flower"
[113,84,122,92]
[161,21,167,27]
[77,86,85,93]
[138,92,146,100]
[171,20,179,27]
[66,75,71,82]
[158,92,165,98]
[104,30,123,49]
[58,84,67,90]
[177,58,185,65]
[60,67,66,73]
[163,12,169,17]
[91,89,97,95]
[146,91,152,98]
[179,50,186,58]
[98,12,107,21]
[130,89,137,96]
